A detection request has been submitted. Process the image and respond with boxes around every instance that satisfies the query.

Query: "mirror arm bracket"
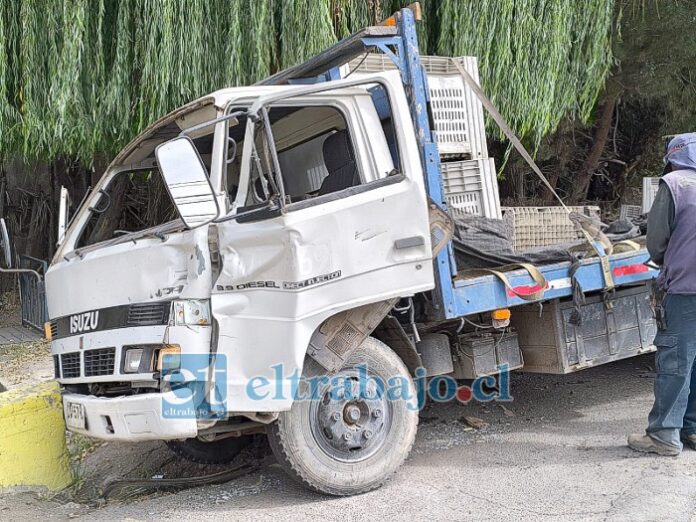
[88,189,111,214]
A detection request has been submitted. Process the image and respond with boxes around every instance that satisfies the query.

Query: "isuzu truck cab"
[45,9,658,495]
[48,65,433,493]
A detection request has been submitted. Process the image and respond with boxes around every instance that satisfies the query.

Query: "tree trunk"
[570,78,622,203]
[505,162,525,203]
[543,125,573,204]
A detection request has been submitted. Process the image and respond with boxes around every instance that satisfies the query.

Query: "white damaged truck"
[44,8,658,495]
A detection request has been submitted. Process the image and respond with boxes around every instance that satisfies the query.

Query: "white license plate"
[65,402,86,430]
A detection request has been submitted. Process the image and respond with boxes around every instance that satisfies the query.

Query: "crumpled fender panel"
[45,226,212,318]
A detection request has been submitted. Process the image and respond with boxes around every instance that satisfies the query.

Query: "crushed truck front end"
[46,232,217,441]
[45,99,222,442]
[45,65,434,451]
[48,301,211,441]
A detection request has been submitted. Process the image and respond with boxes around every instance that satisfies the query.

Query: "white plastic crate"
[619,204,642,221]
[501,206,601,251]
[642,177,660,213]
[441,158,501,219]
[347,54,488,158]
[447,192,484,217]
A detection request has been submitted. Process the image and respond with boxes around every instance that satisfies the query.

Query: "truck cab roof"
[112,75,396,168]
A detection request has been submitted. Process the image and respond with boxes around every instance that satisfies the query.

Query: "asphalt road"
[4,353,696,521]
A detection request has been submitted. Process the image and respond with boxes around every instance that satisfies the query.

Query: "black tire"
[166,435,252,465]
[0,382,5,393]
[267,336,418,496]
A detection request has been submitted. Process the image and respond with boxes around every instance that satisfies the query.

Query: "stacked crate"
[440,158,499,219]
[348,55,501,219]
[501,206,601,251]
[642,177,660,213]
[619,204,642,221]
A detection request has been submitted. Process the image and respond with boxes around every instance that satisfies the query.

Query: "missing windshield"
[75,169,178,249]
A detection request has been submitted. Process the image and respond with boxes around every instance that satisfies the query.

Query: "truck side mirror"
[0,218,11,268]
[155,137,219,229]
[57,186,70,245]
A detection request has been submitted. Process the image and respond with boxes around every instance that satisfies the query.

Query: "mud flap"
[307,298,399,373]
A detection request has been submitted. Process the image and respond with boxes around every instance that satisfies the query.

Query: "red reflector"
[506,283,546,298]
[613,264,649,277]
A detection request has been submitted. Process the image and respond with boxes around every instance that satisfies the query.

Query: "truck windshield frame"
[224,78,402,221]
[52,101,220,262]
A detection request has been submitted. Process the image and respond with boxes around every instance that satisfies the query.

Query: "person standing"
[628,132,696,456]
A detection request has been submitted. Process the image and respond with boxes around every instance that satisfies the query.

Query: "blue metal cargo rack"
[260,7,658,321]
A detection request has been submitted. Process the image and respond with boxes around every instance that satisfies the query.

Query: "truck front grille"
[49,321,58,339]
[61,352,80,378]
[58,348,116,378]
[53,355,60,378]
[84,347,116,377]
[127,302,170,326]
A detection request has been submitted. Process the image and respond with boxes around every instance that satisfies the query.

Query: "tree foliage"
[437,0,615,146]
[615,0,696,135]
[0,0,618,164]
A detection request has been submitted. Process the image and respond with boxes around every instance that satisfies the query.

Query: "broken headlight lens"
[158,345,181,372]
[123,347,144,373]
[171,300,211,326]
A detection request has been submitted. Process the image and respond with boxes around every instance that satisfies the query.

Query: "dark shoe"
[680,432,696,450]
[627,433,680,456]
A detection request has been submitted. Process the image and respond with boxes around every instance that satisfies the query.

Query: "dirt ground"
[0,292,22,328]
[2,342,696,521]
[0,338,52,390]
[0,293,50,391]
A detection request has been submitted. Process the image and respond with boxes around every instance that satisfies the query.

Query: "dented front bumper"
[62,390,198,441]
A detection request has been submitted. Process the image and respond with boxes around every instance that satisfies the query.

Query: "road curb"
[0,381,73,491]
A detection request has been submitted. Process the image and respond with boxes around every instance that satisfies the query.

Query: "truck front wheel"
[267,336,418,495]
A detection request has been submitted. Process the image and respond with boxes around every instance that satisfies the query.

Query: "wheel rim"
[308,367,392,463]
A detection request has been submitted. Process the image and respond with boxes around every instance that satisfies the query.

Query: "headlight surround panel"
[171,299,212,326]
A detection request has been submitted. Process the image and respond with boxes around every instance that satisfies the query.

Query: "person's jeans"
[647,293,696,449]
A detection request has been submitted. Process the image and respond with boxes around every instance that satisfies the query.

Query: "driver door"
[211,77,434,411]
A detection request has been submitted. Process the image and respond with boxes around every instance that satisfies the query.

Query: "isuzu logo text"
[69,311,99,334]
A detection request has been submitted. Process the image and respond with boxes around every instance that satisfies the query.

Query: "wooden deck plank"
[0,326,41,345]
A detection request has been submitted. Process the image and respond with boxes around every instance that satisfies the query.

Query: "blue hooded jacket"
[653,132,696,292]
[664,132,696,173]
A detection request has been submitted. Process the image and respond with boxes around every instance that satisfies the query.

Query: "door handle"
[394,236,425,249]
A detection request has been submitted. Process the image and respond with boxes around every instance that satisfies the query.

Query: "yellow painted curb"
[0,381,73,491]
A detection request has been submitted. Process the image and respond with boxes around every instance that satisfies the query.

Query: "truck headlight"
[158,345,181,371]
[123,347,144,373]
[171,300,211,326]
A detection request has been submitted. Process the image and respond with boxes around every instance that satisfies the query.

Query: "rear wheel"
[267,336,418,496]
[166,435,252,465]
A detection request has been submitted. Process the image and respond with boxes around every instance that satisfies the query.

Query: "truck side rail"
[258,26,397,85]
[452,249,657,317]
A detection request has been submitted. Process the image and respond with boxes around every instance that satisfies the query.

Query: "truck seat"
[319,130,360,195]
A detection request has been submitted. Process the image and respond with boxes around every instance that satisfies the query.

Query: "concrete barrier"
[0,381,73,490]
